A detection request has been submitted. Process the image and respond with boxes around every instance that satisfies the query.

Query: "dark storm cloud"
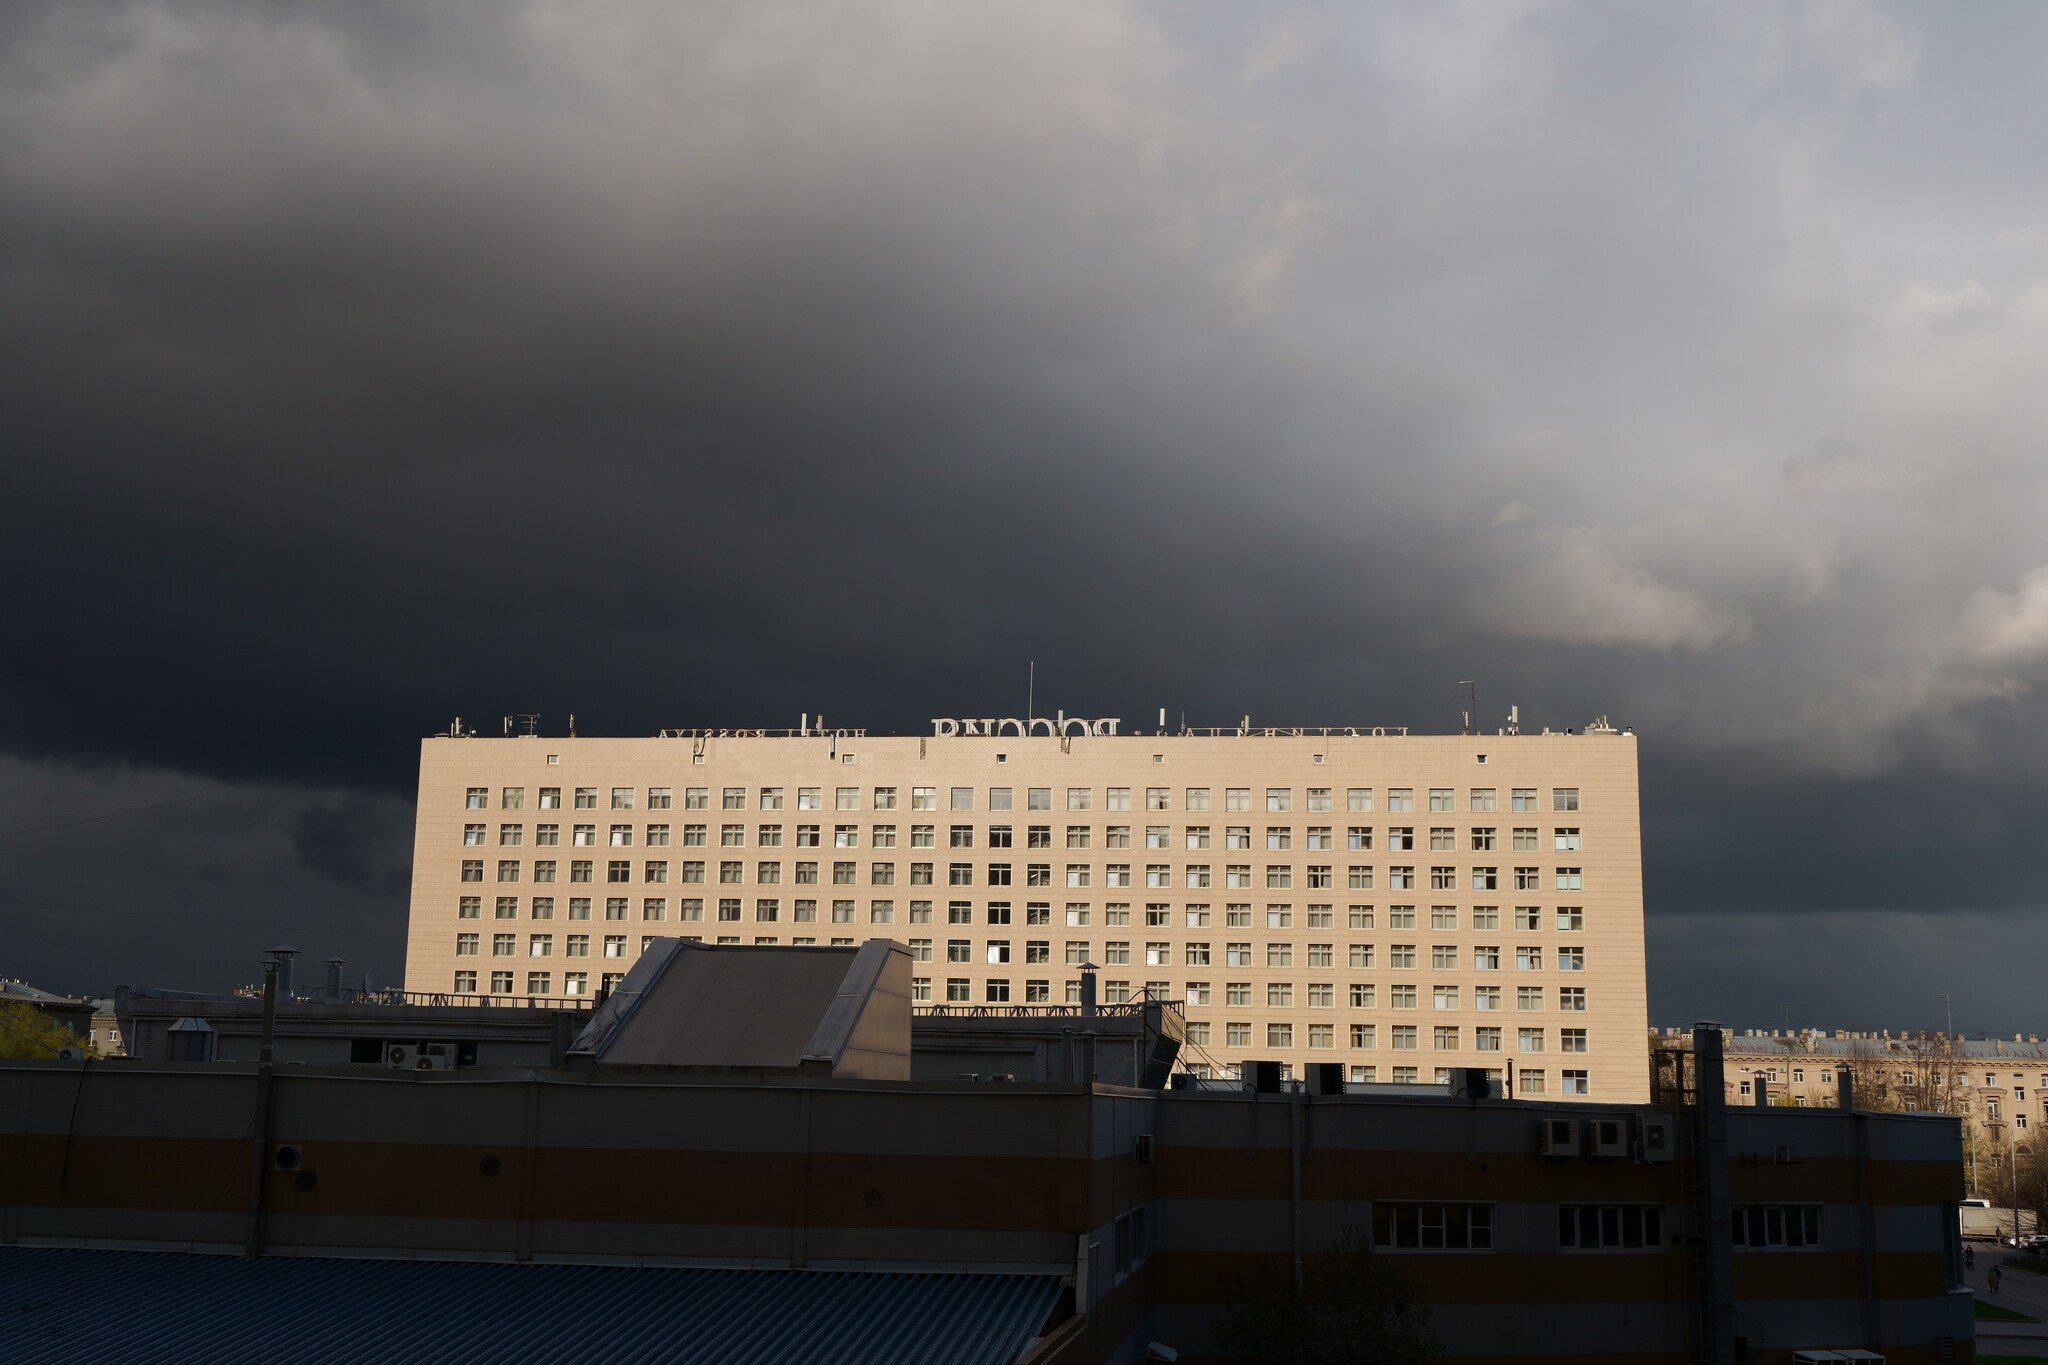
[5,1,2048,1024]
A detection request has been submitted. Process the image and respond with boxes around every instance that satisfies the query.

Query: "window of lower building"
[1372,1202,1494,1250]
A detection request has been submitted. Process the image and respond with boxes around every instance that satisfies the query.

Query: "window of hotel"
[1185,787,1212,811]
[466,788,489,810]
[1558,947,1585,972]
[1475,1025,1501,1048]
[464,824,486,846]
[1067,788,1091,811]
[1557,868,1584,891]
[1559,987,1587,1012]
[1346,788,1374,812]
[1351,1023,1378,1048]
[1267,1023,1294,1048]
[1519,987,1545,1011]
[1432,945,1458,970]
[1556,907,1584,931]
[1265,789,1291,812]
[1519,1028,1545,1053]
[1186,906,1212,928]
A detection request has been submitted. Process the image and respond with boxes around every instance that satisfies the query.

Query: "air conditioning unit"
[1541,1118,1580,1157]
[386,1043,455,1071]
[1590,1117,1629,1158]
[1639,1115,1677,1162]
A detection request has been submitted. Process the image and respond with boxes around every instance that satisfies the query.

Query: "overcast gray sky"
[4,1,2047,1028]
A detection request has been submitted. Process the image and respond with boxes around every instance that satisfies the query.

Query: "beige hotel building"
[403,719,1648,1100]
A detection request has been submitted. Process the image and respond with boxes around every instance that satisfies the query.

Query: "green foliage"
[1977,1298,2041,1321]
[0,1000,89,1059]
[1212,1229,1441,1365]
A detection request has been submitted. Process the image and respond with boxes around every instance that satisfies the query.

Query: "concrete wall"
[1148,1093,1970,1365]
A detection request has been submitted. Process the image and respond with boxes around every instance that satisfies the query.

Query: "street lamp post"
[2014,1120,2022,1247]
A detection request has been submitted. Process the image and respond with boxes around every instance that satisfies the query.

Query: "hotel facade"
[403,720,1648,1101]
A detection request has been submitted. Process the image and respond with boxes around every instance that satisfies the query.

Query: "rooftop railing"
[914,992,1185,1020]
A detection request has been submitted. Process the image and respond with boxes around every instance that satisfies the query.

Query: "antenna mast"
[1028,661,1035,722]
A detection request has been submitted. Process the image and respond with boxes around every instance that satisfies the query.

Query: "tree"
[0,1000,89,1059]
[1212,1229,1441,1365]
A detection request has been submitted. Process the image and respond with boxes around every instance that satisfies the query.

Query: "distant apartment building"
[1663,1025,2048,1192]
[405,718,1649,1100]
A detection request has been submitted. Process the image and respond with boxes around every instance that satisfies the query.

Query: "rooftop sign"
[932,715,1120,737]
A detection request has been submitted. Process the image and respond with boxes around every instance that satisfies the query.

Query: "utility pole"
[1942,994,1953,1034]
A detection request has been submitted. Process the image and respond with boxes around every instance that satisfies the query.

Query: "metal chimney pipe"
[1838,1065,1855,1111]
[323,957,344,1005]
[268,945,298,1001]
[1079,965,1098,1018]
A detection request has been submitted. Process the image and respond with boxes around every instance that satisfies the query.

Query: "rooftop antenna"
[503,715,514,736]
[1027,661,1035,722]
[518,714,540,738]
[568,713,577,738]
[1506,704,1520,736]
[1458,680,1477,735]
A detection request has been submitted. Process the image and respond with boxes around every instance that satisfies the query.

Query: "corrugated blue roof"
[0,1248,1063,1365]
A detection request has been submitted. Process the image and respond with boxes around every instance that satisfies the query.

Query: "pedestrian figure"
[1990,1265,2003,1294]
[1966,1246,1976,1271]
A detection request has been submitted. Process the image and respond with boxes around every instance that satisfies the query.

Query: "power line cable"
[0,740,419,841]
[0,892,407,942]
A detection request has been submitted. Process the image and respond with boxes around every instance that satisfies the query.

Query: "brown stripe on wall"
[1162,1145,1953,1210]
[1152,1249,1949,1307]
[7,1134,1155,1238]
